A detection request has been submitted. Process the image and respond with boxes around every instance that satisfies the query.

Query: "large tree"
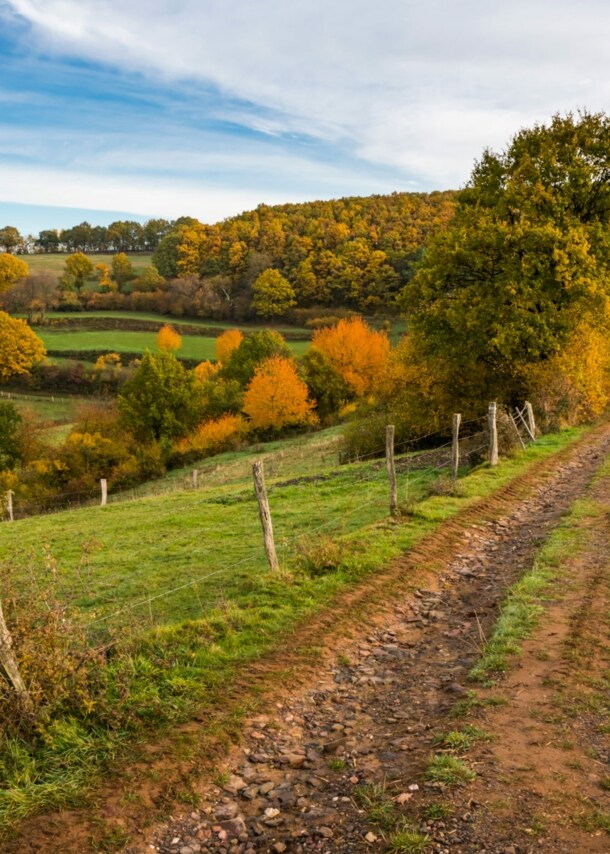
[0,254,28,292]
[400,111,610,419]
[0,311,46,382]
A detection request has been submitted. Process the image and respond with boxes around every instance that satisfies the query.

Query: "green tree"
[252,268,296,317]
[0,226,24,254]
[60,253,94,295]
[0,402,22,469]
[400,111,610,412]
[300,348,350,420]
[118,351,202,442]
[221,330,292,386]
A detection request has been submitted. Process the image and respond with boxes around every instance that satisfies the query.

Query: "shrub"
[295,536,347,577]
[174,414,248,460]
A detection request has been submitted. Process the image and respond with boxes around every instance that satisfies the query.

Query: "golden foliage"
[176,413,247,456]
[0,311,46,381]
[156,324,182,352]
[215,328,244,364]
[311,317,390,397]
[0,253,28,292]
[194,360,220,383]
[242,356,317,430]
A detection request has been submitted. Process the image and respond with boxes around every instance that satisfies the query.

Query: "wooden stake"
[525,401,536,440]
[6,490,13,523]
[0,598,30,707]
[488,402,499,466]
[508,412,526,450]
[452,413,461,483]
[192,469,199,489]
[515,406,535,442]
[252,460,280,572]
[386,425,398,517]
[100,478,107,507]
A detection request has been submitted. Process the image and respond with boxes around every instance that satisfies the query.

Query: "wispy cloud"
[2,0,610,228]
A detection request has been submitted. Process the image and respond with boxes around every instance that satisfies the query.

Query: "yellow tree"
[311,317,390,397]
[215,328,244,364]
[0,253,28,292]
[242,356,317,431]
[156,324,182,352]
[0,311,46,381]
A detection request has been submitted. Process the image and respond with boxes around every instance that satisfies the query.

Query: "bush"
[295,535,347,577]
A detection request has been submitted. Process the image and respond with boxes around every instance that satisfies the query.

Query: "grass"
[387,829,430,853]
[433,725,491,752]
[0,424,589,833]
[469,496,596,682]
[0,391,79,426]
[24,254,153,276]
[425,755,476,785]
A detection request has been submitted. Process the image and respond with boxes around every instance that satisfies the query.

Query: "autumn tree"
[252,268,296,317]
[156,324,182,352]
[134,266,165,292]
[311,317,390,397]
[0,402,22,469]
[215,328,244,364]
[300,348,351,420]
[242,356,317,431]
[94,262,116,292]
[111,252,135,290]
[0,253,28,292]
[118,351,202,442]
[0,311,46,382]
[401,111,610,420]
[60,253,94,295]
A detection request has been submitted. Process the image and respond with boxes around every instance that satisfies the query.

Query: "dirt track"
[9,425,610,853]
[130,425,610,854]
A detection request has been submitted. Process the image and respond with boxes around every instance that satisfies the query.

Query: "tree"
[221,330,292,386]
[300,348,351,420]
[0,226,24,254]
[0,311,46,382]
[134,266,165,292]
[215,328,244,364]
[401,111,610,418]
[311,317,390,397]
[1,272,59,322]
[0,254,28,292]
[60,253,94,295]
[156,324,182,352]
[94,262,116,292]
[252,268,296,317]
[242,356,317,431]
[35,230,60,253]
[0,403,22,469]
[111,252,135,290]
[118,351,202,442]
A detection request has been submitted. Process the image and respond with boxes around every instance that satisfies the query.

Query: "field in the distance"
[23,253,153,276]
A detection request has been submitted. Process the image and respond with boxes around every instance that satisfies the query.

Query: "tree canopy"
[0,311,46,382]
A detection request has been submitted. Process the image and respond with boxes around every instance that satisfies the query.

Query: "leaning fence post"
[488,402,499,466]
[509,411,526,450]
[192,469,199,489]
[100,478,107,507]
[452,414,461,483]
[5,490,13,522]
[0,598,31,707]
[386,425,398,517]
[252,460,280,572]
[524,401,536,440]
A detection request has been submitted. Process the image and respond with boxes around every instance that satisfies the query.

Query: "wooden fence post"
[192,469,199,489]
[100,479,107,507]
[509,412,526,450]
[386,425,398,517]
[452,413,461,483]
[488,402,499,466]
[252,461,280,572]
[0,598,30,707]
[6,491,13,523]
[525,401,536,440]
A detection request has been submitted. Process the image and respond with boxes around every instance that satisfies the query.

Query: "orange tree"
[311,317,390,398]
[242,356,317,432]
[215,328,244,364]
[156,324,182,352]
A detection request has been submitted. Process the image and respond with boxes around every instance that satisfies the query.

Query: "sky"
[1,0,609,234]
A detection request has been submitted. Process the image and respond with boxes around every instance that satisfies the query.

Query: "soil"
[8,424,610,853]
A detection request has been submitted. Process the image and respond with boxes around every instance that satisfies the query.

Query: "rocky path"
[130,426,610,854]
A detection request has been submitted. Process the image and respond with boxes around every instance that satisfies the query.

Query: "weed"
[577,809,610,834]
[353,783,398,830]
[425,755,476,786]
[295,535,348,577]
[434,725,490,752]
[92,827,131,852]
[328,758,348,772]
[387,827,431,853]
[424,802,452,820]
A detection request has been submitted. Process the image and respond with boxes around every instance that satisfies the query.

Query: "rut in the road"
[141,428,610,854]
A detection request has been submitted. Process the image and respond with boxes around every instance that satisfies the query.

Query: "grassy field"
[0,391,79,425]
[37,328,309,361]
[0,425,586,834]
[23,254,153,276]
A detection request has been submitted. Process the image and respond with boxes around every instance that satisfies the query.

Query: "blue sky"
[1,0,609,234]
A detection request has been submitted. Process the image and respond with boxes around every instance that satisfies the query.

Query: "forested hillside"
[152,191,456,316]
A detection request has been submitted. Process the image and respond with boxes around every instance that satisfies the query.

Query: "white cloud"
[4,0,610,215]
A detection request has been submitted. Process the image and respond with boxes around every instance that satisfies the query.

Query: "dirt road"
[131,426,610,854]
